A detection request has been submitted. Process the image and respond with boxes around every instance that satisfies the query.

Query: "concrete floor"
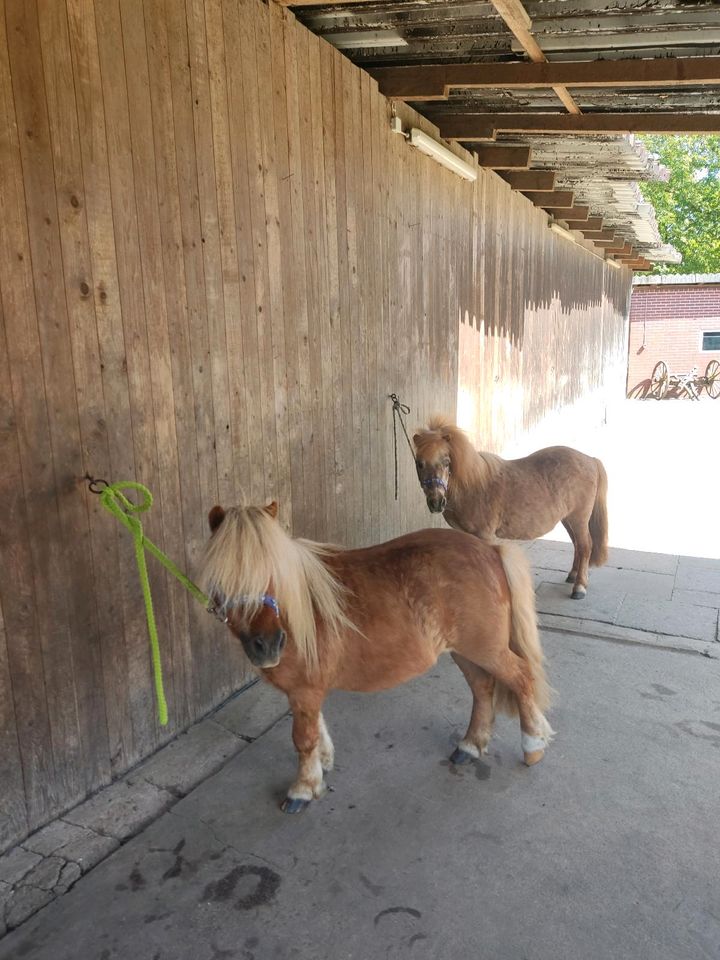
[2,614,719,960]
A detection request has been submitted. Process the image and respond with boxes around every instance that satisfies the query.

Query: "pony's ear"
[442,432,452,442]
[208,505,226,533]
[263,500,279,519]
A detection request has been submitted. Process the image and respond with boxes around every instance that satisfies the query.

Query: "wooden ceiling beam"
[473,146,532,168]
[370,57,720,101]
[274,0,378,5]
[488,0,581,115]
[606,242,634,256]
[565,217,604,231]
[499,170,557,191]
[522,190,574,207]
[439,112,720,140]
[581,229,616,241]
[546,205,590,221]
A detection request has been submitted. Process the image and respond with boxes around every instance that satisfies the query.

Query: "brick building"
[627,274,720,397]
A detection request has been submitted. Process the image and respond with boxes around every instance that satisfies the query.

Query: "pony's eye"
[416,460,425,470]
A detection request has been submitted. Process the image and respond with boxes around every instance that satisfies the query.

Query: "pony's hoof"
[523,749,545,766]
[449,747,474,765]
[571,589,586,600]
[281,797,310,814]
[566,574,576,583]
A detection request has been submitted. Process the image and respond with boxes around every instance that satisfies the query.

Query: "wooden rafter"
[546,205,589,221]
[499,171,556,191]
[489,0,580,115]
[606,242,634,256]
[274,0,378,5]
[581,229,616,242]
[565,217,603,231]
[522,190,574,207]
[370,56,720,101]
[473,146,531,169]
[438,113,720,140]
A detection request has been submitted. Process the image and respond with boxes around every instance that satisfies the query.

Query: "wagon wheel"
[650,360,669,400]
[704,359,720,399]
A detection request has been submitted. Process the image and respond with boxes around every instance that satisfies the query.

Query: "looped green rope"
[98,481,213,727]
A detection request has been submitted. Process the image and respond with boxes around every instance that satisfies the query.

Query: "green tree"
[640,135,720,275]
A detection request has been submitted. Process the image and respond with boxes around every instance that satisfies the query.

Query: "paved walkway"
[528,539,719,646]
[1,546,719,960]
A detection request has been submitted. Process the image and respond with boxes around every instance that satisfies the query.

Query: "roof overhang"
[283,0,720,270]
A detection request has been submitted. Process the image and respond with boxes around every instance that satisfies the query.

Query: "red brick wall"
[627,284,720,395]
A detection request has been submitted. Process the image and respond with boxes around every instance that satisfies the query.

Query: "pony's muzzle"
[427,496,446,513]
[241,629,286,668]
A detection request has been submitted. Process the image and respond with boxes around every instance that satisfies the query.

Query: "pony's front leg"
[318,713,334,771]
[281,692,327,814]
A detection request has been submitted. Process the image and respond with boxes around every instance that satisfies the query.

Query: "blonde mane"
[415,417,499,489]
[198,506,353,670]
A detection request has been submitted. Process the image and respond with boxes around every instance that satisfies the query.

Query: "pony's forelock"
[198,506,353,670]
[414,419,486,489]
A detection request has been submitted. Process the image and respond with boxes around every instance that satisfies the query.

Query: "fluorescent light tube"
[326,31,408,49]
[408,128,477,182]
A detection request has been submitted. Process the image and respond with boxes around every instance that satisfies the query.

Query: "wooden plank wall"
[0,0,630,851]
[458,178,632,452]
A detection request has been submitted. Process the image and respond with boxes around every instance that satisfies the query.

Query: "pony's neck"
[449,440,501,492]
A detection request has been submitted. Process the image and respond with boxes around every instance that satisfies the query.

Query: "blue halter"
[421,476,448,493]
[215,593,281,623]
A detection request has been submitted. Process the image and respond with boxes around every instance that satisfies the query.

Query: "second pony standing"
[413,418,608,600]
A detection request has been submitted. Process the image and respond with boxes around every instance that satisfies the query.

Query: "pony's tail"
[589,458,609,567]
[494,544,553,721]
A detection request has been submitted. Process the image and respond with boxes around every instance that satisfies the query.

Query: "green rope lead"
[98,481,213,727]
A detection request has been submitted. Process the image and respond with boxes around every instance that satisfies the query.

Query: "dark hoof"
[566,574,576,583]
[281,797,310,814]
[571,590,586,600]
[449,747,474,765]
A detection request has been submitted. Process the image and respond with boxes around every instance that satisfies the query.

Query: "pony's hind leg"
[449,653,496,764]
[282,691,327,814]
[491,650,554,766]
[561,519,579,584]
[564,513,591,599]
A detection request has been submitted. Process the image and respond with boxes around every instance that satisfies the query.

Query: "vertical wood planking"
[65,0,136,776]
[0,598,27,848]
[117,0,184,732]
[257,0,293,527]
[36,0,113,789]
[0,0,58,833]
[5,0,89,811]
[95,0,162,759]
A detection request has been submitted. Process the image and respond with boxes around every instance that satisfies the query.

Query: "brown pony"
[413,418,608,600]
[199,501,554,813]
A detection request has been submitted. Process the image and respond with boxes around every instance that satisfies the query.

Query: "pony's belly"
[498,521,549,541]
[337,650,440,693]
